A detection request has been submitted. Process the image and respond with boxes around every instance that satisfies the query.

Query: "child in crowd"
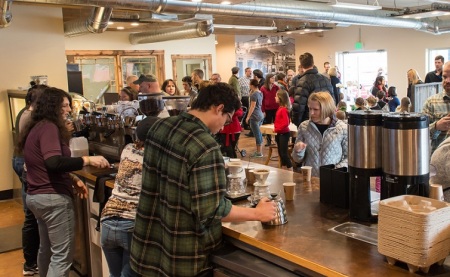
[274,89,292,169]
[388,86,400,112]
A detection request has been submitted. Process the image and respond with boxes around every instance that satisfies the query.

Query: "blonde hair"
[308,92,336,122]
[407,69,422,85]
[398,97,411,112]
[276,89,291,110]
[328,67,337,77]
[336,110,346,120]
[366,95,378,106]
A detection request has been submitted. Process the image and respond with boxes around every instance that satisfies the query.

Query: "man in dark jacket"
[290,52,334,126]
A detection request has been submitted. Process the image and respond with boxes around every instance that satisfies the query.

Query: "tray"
[329,222,378,246]
[225,192,251,203]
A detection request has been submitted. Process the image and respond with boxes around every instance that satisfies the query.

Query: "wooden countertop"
[74,163,450,276]
[223,163,450,277]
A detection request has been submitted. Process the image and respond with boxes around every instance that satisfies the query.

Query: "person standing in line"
[387,86,400,112]
[126,75,140,94]
[219,107,244,158]
[133,74,170,118]
[425,55,444,83]
[253,69,265,89]
[100,116,159,277]
[13,83,47,276]
[371,75,388,97]
[130,83,276,277]
[328,67,341,105]
[119,87,138,101]
[261,73,280,146]
[290,52,334,126]
[17,87,110,277]
[191,68,210,91]
[228,66,241,99]
[246,79,265,158]
[422,61,450,154]
[292,92,348,177]
[209,73,222,84]
[274,89,293,169]
[239,67,252,130]
[290,64,305,90]
[181,76,198,107]
[407,68,423,99]
[322,62,331,79]
[161,79,181,96]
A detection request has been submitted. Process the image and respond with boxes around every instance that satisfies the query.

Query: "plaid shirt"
[238,76,251,97]
[130,112,232,277]
[422,91,450,152]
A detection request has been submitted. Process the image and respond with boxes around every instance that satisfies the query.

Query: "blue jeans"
[12,156,40,267]
[27,194,75,277]
[249,118,263,146]
[101,218,137,277]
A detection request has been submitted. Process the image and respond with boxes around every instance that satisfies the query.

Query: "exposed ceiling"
[7,0,450,38]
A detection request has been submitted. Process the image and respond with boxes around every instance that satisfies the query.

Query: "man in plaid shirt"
[130,83,276,277]
[422,61,450,154]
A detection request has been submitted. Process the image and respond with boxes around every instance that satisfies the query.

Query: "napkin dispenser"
[320,164,349,209]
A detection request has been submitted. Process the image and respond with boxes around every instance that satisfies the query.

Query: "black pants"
[219,133,241,158]
[276,132,292,168]
[21,170,40,267]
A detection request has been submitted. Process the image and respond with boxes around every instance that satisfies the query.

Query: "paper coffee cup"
[283,182,296,201]
[301,166,312,181]
[245,167,255,185]
[429,183,444,201]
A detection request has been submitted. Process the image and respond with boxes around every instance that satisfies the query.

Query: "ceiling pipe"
[12,0,449,34]
[129,20,213,44]
[0,0,12,28]
[64,6,113,37]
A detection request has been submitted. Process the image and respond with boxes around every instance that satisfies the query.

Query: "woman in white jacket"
[292,92,348,177]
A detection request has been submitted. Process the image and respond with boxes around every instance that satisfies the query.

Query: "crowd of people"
[11,51,450,277]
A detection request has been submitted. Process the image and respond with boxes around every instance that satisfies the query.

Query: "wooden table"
[259,124,297,167]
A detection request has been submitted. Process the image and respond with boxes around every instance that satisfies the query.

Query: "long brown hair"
[17,87,72,153]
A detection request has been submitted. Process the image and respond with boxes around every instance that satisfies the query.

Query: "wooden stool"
[264,143,295,168]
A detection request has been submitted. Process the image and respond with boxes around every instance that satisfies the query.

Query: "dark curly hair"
[17,87,72,153]
[191,82,241,113]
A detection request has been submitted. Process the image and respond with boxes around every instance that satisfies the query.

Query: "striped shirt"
[422,91,450,152]
[130,112,232,277]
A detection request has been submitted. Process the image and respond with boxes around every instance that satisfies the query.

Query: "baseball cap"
[133,74,157,85]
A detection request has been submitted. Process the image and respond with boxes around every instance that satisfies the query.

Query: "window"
[427,48,450,72]
[337,50,387,101]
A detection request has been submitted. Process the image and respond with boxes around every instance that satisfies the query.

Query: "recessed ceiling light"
[221,1,231,4]
[286,31,292,35]
[131,22,139,26]
[117,26,125,30]
[192,0,202,2]
[108,21,114,25]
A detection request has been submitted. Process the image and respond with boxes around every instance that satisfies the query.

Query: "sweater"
[274,107,290,134]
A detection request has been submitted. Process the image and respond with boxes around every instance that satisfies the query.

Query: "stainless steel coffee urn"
[381,113,429,199]
[348,110,383,222]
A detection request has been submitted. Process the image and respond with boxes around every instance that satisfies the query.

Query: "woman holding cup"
[292,92,348,177]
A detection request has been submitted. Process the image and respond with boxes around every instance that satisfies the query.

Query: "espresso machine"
[381,113,430,199]
[348,110,383,222]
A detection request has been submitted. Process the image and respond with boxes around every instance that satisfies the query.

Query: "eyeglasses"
[223,112,233,126]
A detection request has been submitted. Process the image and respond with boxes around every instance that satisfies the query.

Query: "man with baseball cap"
[133,74,170,118]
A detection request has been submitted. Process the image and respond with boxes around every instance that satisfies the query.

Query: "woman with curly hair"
[17,87,110,277]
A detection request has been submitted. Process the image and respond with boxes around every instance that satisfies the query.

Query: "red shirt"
[261,84,280,112]
[220,108,244,146]
[274,106,290,134]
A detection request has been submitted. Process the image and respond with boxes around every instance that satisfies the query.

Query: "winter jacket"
[292,116,348,177]
[291,68,334,126]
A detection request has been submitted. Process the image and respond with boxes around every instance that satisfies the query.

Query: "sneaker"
[250,152,263,158]
[23,264,38,276]
[244,132,254,137]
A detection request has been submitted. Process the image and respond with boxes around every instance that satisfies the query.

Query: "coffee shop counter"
[74,164,450,277]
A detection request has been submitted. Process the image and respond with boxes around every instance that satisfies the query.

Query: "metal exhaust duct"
[129,20,213,44]
[0,0,12,28]
[64,6,113,37]
[13,0,450,35]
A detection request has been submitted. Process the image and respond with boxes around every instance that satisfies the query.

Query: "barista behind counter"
[134,74,170,118]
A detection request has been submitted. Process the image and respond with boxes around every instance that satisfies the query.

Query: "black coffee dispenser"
[381,113,429,199]
[348,110,383,222]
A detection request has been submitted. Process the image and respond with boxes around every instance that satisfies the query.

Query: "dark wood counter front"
[222,163,450,277]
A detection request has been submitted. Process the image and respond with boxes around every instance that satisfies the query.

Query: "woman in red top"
[219,107,244,158]
[274,89,293,169]
[261,74,280,146]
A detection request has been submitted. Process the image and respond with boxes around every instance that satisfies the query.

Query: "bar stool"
[264,143,295,168]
